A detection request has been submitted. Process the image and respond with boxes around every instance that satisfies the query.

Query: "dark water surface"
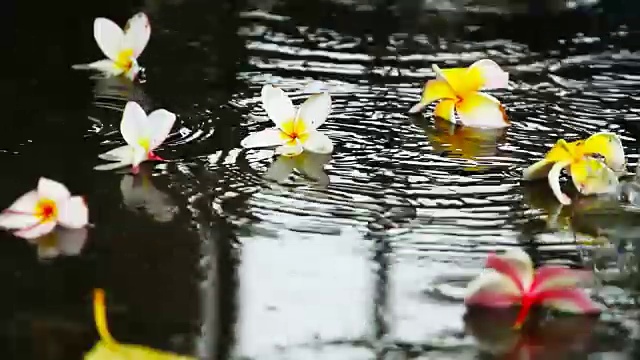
[1,0,640,359]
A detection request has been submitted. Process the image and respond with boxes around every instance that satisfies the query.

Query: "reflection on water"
[2,0,640,359]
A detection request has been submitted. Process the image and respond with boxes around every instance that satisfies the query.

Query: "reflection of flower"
[464,307,597,359]
[425,117,505,160]
[465,248,601,329]
[28,227,88,260]
[264,152,332,185]
[120,166,178,222]
[72,13,150,81]
[0,178,89,239]
[240,85,333,157]
[85,289,195,359]
[408,59,509,128]
[522,132,625,205]
[94,101,176,174]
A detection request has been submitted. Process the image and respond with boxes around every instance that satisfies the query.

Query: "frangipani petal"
[432,64,472,95]
[569,157,619,195]
[14,221,57,240]
[297,92,331,130]
[302,131,334,154]
[465,269,522,302]
[0,190,40,229]
[58,196,89,229]
[37,177,71,203]
[275,143,304,157]
[486,248,535,291]
[583,132,626,173]
[538,288,602,314]
[147,109,176,151]
[456,92,508,128]
[468,59,509,90]
[123,12,150,58]
[465,290,522,308]
[131,145,148,168]
[531,266,592,295]
[410,79,457,114]
[93,18,125,61]
[240,128,287,148]
[120,101,148,147]
[548,160,572,205]
[98,145,134,162]
[261,85,296,128]
[94,161,130,171]
[523,159,555,180]
[72,60,123,76]
[434,99,456,122]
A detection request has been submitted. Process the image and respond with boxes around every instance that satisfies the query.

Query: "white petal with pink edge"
[531,266,593,295]
[538,288,602,314]
[469,59,509,90]
[14,221,57,240]
[486,248,535,290]
[0,190,41,229]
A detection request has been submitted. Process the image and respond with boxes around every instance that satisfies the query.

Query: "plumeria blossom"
[408,59,510,128]
[94,101,176,174]
[464,248,601,329]
[72,13,150,80]
[0,178,88,239]
[240,85,334,157]
[85,289,195,360]
[523,132,625,205]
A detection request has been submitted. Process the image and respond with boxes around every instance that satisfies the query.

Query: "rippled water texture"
[2,0,640,359]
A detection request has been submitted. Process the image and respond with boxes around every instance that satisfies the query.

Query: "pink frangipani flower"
[464,248,601,328]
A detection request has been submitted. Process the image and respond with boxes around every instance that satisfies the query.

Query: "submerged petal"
[569,157,619,195]
[297,92,331,130]
[240,128,287,148]
[548,160,572,205]
[583,132,626,173]
[486,248,535,291]
[302,131,334,154]
[275,143,304,157]
[455,92,508,128]
[261,85,296,128]
[538,288,602,314]
[468,59,509,90]
[93,18,125,61]
[434,99,456,122]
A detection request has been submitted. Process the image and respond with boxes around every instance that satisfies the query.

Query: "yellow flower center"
[115,48,134,71]
[280,118,309,145]
[35,198,57,223]
[138,137,151,152]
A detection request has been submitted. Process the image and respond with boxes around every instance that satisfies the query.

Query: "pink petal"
[13,221,57,240]
[486,253,525,292]
[537,288,602,314]
[465,290,521,308]
[531,266,592,294]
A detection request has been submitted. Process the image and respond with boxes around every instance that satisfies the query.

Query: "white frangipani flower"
[72,13,150,80]
[94,101,176,174]
[240,85,334,157]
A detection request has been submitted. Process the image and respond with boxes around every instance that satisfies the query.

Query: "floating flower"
[522,132,625,205]
[94,101,176,174]
[120,166,178,222]
[72,13,150,80]
[84,289,195,359]
[29,227,88,260]
[240,85,334,157]
[464,248,601,329]
[0,178,89,239]
[264,152,332,185]
[408,59,509,128]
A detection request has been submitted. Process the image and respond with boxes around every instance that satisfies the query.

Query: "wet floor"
[1,0,640,358]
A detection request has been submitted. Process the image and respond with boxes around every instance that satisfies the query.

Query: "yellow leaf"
[84,289,196,360]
